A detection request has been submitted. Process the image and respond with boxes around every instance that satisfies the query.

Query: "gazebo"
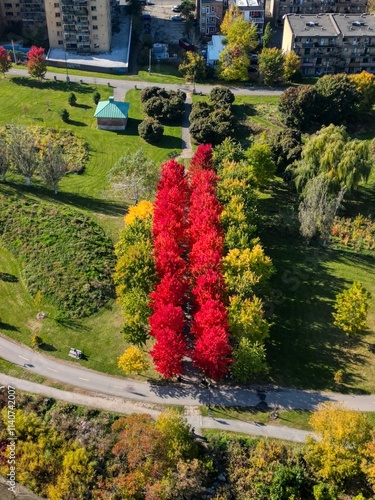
[94,97,130,131]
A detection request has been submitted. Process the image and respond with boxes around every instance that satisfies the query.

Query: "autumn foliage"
[27,46,47,80]
[149,160,190,377]
[188,145,232,379]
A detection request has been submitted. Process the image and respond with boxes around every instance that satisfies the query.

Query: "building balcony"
[61,0,74,4]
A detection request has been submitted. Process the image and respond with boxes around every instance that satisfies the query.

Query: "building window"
[201,7,205,12]
[58,40,63,45]
[5,12,13,16]
[55,12,60,17]
[92,25,98,29]
[4,3,11,7]
[57,31,61,35]
[206,7,209,13]
[93,34,99,39]
[94,44,99,48]
[56,21,61,26]
[91,6,96,10]
[92,15,97,19]
[211,5,214,11]
[54,2,59,7]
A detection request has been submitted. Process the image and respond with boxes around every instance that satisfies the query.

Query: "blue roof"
[94,97,130,119]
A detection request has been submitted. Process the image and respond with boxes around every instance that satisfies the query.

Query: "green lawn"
[259,178,375,393]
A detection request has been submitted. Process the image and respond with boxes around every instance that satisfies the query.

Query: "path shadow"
[0,272,18,283]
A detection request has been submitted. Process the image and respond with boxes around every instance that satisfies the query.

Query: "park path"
[0,374,312,443]
[7,67,284,101]
[179,93,193,160]
[1,335,375,412]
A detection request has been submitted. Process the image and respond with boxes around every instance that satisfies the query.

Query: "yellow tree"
[228,295,269,342]
[218,45,250,82]
[220,4,242,35]
[332,281,371,335]
[361,435,375,493]
[224,17,258,53]
[349,70,375,113]
[283,51,301,82]
[124,199,153,226]
[48,447,96,500]
[305,402,372,484]
[118,345,150,374]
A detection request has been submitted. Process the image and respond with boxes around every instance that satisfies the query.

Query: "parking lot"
[142,1,191,45]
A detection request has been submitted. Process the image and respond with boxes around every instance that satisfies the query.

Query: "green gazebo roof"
[94,97,130,119]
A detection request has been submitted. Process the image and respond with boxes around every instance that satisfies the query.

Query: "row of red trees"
[149,146,232,379]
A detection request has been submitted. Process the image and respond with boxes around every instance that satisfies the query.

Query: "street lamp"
[64,44,69,83]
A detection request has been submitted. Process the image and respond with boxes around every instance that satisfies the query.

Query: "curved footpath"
[1,335,374,412]
[7,68,283,100]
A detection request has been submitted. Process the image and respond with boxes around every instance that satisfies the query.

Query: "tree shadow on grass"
[67,119,87,127]
[74,103,93,110]
[0,323,19,332]
[40,343,57,352]
[10,76,96,95]
[55,316,91,332]
[125,117,142,136]
[0,272,18,283]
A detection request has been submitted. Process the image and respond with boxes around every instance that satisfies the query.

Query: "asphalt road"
[1,335,375,411]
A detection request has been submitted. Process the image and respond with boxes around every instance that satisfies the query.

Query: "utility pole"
[148,48,152,74]
[11,39,17,64]
[64,46,69,82]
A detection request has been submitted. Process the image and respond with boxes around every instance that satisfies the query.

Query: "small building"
[199,0,224,36]
[206,34,225,66]
[94,96,130,131]
[152,43,169,60]
[229,0,265,37]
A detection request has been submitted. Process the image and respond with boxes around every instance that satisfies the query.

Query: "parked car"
[171,15,182,21]
[172,5,181,12]
[142,13,151,20]
[179,38,194,51]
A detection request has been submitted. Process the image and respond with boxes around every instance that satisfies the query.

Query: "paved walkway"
[1,335,375,412]
[180,93,193,160]
[0,374,312,443]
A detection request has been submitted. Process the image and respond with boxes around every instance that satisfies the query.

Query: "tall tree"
[107,148,159,203]
[283,51,301,82]
[6,124,39,186]
[349,70,375,113]
[220,4,242,35]
[27,46,47,80]
[0,134,9,182]
[39,143,67,194]
[218,45,250,82]
[0,47,12,77]
[178,51,206,82]
[262,22,273,48]
[258,48,285,86]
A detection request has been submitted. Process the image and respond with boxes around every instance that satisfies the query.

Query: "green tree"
[118,346,150,374]
[180,0,195,19]
[179,51,207,82]
[283,51,301,82]
[332,282,371,335]
[138,117,164,143]
[107,148,159,203]
[258,48,285,86]
[93,91,101,105]
[0,134,9,182]
[68,92,77,106]
[278,85,321,130]
[209,86,235,107]
[39,143,67,194]
[228,295,269,342]
[268,128,302,174]
[60,108,69,122]
[294,124,372,193]
[6,124,39,186]
[314,73,359,125]
[232,339,267,384]
[247,142,276,187]
[305,402,372,484]
[218,44,250,82]
[223,245,274,299]
[262,22,273,48]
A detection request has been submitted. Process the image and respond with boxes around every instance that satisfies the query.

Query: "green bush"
[209,86,235,107]
[93,91,101,105]
[60,108,69,123]
[68,92,77,106]
[31,334,43,348]
[141,86,186,121]
[0,196,115,318]
[138,117,164,143]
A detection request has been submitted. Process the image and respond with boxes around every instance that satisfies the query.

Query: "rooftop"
[285,13,339,36]
[94,97,130,119]
[333,13,375,37]
[232,0,262,8]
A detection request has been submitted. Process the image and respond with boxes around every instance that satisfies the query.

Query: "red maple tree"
[27,46,46,80]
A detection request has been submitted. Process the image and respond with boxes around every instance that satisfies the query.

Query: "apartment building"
[282,13,375,75]
[45,0,112,53]
[0,0,46,34]
[229,0,265,35]
[199,0,224,36]
[270,0,367,26]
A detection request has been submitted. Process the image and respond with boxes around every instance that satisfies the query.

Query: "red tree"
[188,145,232,380]
[27,46,46,80]
[189,144,213,177]
[149,159,190,378]
[0,47,12,77]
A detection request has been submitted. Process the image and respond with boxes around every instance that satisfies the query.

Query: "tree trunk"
[1,172,5,182]
[54,185,58,195]
[26,176,31,186]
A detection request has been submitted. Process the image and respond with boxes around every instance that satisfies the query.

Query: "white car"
[171,14,182,21]
[172,5,181,12]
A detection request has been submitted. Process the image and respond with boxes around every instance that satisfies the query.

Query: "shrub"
[60,108,69,123]
[209,86,235,107]
[31,334,43,348]
[141,87,186,121]
[68,92,77,106]
[93,91,101,105]
[138,117,164,143]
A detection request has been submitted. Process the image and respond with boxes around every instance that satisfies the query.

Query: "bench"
[69,348,82,359]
